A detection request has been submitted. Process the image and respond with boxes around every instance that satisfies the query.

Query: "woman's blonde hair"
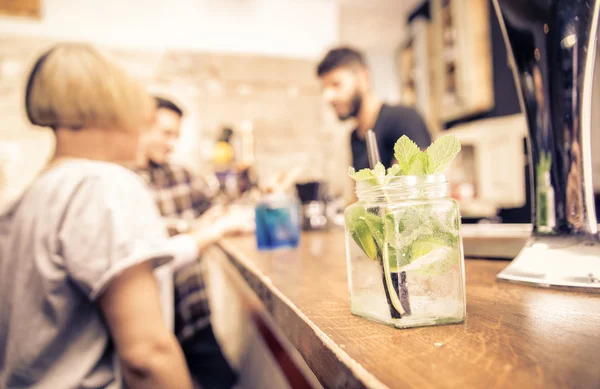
[25,43,154,132]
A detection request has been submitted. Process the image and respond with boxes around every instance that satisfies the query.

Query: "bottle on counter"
[212,127,238,202]
[255,192,301,251]
[255,168,303,251]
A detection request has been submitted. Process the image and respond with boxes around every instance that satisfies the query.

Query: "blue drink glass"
[255,193,301,250]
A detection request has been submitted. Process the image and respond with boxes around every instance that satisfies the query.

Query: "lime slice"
[402,247,459,274]
[410,237,448,259]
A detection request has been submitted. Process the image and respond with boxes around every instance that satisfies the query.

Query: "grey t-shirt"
[0,160,172,389]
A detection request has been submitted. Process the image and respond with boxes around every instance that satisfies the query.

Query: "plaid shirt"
[136,162,215,224]
[136,162,216,344]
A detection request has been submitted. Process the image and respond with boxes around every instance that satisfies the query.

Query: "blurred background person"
[317,46,431,170]
[135,95,252,389]
[136,97,217,229]
[0,43,193,389]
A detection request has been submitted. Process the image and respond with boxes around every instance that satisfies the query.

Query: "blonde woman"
[0,44,193,389]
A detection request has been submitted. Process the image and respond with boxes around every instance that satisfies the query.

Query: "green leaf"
[360,213,384,248]
[408,153,428,175]
[384,212,397,234]
[346,203,366,221]
[384,212,401,250]
[411,247,460,275]
[386,164,401,177]
[394,135,422,174]
[390,245,410,268]
[348,163,387,187]
[348,167,376,182]
[392,206,424,234]
[425,134,461,174]
[410,236,449,259]
[346,206,378,260]
[424,205,458,236]
[351,222,378,260]
[396,225,435,250]
[373,162,386,179]
[383,164,402,185]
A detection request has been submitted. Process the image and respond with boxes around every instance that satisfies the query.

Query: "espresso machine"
[295,181,328,230]
[493,0,600,289]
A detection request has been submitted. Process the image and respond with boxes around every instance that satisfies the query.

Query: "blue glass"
[255,194,301,250]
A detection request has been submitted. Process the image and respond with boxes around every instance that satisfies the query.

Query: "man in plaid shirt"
[135,96,236,389]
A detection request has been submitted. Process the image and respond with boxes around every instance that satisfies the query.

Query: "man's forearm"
[193,227,223,254]
[167,229,222,272]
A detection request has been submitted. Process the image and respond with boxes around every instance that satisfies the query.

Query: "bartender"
[316,47,431,170]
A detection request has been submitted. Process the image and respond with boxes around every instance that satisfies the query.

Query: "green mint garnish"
[407,153,428,175]
[346,206,378,260]
[410,236,449,259]
[360,212,384,248]
[393,134,461,176]
[424,134,461,174]
[385,204,460,272]
[349,162,397,186]
[386,164,401,177]
[348,166,376,182]
[393,136,421,174]
[402,246,459,275]
[349,134,461,182]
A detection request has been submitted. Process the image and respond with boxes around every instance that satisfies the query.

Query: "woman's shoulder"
[43,159,147,191]
[59,159,141,180]
[16,159,152,218]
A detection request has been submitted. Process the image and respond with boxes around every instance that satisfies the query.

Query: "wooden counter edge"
[217,240,390,389]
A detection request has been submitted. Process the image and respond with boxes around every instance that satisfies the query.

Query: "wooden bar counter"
[213,229,600,389]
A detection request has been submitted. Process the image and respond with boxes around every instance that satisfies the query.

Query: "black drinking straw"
[366,130,381,170]
[365,130,411,318]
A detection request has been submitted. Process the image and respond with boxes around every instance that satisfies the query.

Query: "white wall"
[0,0,339,58]
[338,4,406,103]
[364,48,402,104]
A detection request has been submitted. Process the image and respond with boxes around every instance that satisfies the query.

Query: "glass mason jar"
[344,174,466,328]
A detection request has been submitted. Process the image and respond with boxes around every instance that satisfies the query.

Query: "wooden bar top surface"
[218,230,600,389]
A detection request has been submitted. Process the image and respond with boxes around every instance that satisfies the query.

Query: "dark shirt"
[351,104,431,170]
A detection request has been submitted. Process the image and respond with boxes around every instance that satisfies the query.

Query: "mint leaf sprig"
[349,134,461,184]
[348,162,401,187]
[393,136,422,174]
[390,134,462,177]
[423,134,462,174]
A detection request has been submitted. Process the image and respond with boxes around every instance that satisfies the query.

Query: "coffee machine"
[493,0,600,289]
[295,181,328,230]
